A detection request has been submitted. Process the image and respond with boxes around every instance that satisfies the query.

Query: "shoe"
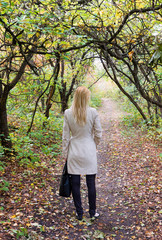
[77,215,83,220]
[90,212,100,219]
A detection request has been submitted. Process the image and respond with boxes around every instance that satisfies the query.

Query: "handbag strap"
[63,161,68,175]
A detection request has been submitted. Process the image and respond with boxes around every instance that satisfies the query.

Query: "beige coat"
[62,107,102,175]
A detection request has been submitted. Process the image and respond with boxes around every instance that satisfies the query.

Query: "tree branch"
[27,80,50,134]
[108,4,162,43]
[88,72,106,89]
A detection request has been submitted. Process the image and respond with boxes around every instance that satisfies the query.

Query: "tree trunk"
[0,85,12,154]
[44,56,60,118]
[59,73,79,113]
[60,91,68,113]
[27,80,50,133]
[61,100,68,113]
[0,48,35,154]
[0,107,12,150]
[44,85,56,118]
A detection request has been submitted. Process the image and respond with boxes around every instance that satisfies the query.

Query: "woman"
[62,86,102,220]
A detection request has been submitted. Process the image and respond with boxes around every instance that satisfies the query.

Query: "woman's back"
[63,106,102,175]
[65,107,97,139]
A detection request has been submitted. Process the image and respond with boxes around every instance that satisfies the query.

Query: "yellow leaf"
[40,9,46,14]
[127,39,136,44]
[45,42,51,48]
[136,0,145,8]
[11,215,16,218]
[79,221,86,225]
[68,223,74,228]
[128,50,134,62]
[36,31,40,38]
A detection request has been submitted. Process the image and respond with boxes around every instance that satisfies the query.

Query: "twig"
[27,80,50,134]
[88,72,106,89]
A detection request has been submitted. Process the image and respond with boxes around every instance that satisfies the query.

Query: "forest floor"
[0,98,161,240]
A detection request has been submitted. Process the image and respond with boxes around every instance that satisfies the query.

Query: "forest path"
[95,98,161,240]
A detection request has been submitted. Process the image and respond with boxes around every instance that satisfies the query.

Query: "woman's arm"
[93,110,102,146]
[62,112,70,159]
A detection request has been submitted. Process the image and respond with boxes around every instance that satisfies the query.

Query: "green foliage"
[8,107,63,166]
[10,227,28,239]
[0,178,10,192]
[0,160,6,172]
[142,124,162,142]
[10,133,39,166]
[149,43,162,66]
[90,92,102,108]
[0,146,4,157]
[121,109,143,128]
[1,53,63,164]
[118,91,162,141]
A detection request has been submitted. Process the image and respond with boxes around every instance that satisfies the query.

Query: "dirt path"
[97,98,126,210]
[96,98,136,239]
[0,98,161,240]
[95,98,161,240]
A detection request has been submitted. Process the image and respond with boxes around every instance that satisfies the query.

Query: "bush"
[7,110,63,166]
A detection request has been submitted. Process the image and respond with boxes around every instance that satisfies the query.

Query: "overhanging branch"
[108,4,162,43]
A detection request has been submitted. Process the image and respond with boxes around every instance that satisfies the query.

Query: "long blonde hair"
[72,86,91,126]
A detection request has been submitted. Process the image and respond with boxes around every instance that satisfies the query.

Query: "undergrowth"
[0,109,63,191]
[117,94,162,145]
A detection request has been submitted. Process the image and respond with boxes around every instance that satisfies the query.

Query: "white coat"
[62,107,102,175]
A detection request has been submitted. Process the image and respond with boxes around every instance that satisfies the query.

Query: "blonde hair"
[72,86,91,126]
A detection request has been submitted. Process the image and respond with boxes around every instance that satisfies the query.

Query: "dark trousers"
[70,174,96,217]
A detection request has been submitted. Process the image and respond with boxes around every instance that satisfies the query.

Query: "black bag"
[59,161,71,197]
